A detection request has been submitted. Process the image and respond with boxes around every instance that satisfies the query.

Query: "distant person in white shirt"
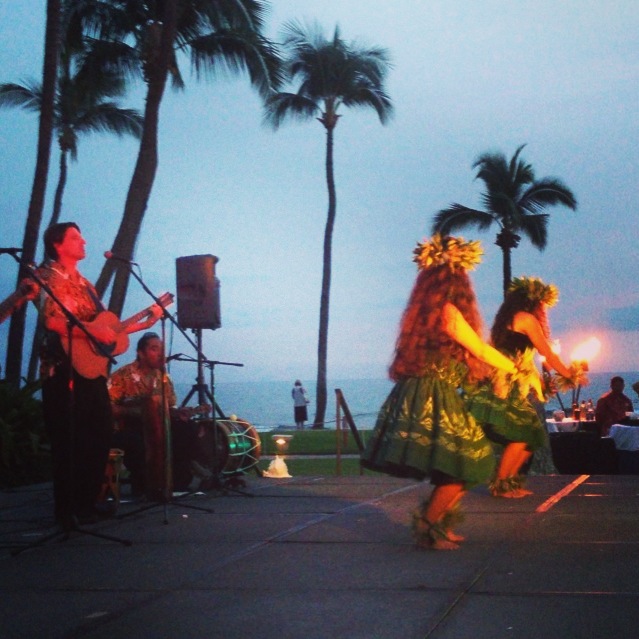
[291,380,310,429]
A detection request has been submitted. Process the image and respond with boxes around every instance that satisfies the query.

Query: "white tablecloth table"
[609,424,639,451]
[545,420,579,433]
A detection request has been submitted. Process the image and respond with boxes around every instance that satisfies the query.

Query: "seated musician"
[108,332,206,498]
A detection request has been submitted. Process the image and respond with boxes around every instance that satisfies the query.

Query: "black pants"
[43,363,112,521]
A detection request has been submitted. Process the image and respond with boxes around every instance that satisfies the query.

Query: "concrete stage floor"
[2,472,639,638]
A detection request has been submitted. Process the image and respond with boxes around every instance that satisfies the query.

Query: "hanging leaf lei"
[508,277,559,307]
[413,234,483,272]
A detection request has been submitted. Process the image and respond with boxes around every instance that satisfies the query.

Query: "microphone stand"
[9,257,131,555]
[174,346,249,495]
[203,354,252,495]
[112,260,214,524]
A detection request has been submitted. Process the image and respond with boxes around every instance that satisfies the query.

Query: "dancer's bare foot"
[494,488,531,498]
[413,515,462,550]
[431,537,460,550]
[490,478,532,499]
[416,536,460,550]
[446,530,465,542]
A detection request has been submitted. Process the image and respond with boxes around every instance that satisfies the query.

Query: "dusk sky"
[1,1,638,386]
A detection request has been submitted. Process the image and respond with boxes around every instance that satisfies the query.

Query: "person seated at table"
[108,332,208,498]
[596,376,634,437]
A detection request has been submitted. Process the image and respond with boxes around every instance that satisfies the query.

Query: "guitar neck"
[119,293,173,331]
[120,306,154,331]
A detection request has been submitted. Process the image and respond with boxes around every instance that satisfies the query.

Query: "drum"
[195,418,261,476]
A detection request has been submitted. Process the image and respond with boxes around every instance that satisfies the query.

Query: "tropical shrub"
[0,380,51,487]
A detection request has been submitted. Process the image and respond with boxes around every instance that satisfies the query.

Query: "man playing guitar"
[40,222,162,527]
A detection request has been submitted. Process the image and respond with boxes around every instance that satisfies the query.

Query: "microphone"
[165,353,184,362]
[0,247,23,255]
[104,250,138,265]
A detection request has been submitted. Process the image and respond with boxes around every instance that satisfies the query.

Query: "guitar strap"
[85,282,106,315]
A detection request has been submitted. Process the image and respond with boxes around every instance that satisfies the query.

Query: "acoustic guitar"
[62,292,174,379]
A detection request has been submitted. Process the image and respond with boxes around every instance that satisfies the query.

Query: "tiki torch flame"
[569,336,600,404]
[570,337,601,364]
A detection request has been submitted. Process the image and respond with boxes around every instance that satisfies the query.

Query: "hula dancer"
[467,277,586,498]
[362,235,519,550]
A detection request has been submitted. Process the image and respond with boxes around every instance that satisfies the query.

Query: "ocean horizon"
[175,371,639,433]
[174,377,395,432]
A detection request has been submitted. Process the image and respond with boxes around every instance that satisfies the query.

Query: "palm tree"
[0,72,144,231]
[263,21,393,428]
[4,0,60,387]
[431,144,577,296]
[72,0,281,317]
[1,17,145,383]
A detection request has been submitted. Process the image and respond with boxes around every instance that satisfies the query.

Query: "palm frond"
[73,104,144,138]
[188,29,282,97]
[281,19,326,51]
[0,81,43,111]
[431,204,495,235]
[80,38,143,85]
[263,92,319,129]
[520,178,577,213]
[518,214,549,249]
[342,85,393,124]
[199,0,268,32]
[508,144,534,185]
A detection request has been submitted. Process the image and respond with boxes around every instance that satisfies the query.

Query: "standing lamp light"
[264,434,293,478]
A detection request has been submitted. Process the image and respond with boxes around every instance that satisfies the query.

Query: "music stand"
[9,259,132,555]
[113,263,215,524]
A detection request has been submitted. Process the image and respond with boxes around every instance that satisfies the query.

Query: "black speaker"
[175,254,221,330]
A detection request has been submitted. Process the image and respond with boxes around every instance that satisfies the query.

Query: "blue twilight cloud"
[607,306,639,332]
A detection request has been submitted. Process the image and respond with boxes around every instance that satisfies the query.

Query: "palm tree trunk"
[495,228,519,298]
[4,0,60,386]
[313,124,336,428]
[50,147,67,227]
[501,245,512,298]
[94,2,178,316]
[25,148,67,383]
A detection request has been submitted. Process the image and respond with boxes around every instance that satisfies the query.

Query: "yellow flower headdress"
[508,276,559,307]
[412,234,483,272]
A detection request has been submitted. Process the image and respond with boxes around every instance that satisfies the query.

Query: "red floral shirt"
[108,360,177,431]
[39,263,103,378]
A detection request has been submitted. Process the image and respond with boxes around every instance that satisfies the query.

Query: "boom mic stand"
[113,260,214,524]
[10,258,132,555]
